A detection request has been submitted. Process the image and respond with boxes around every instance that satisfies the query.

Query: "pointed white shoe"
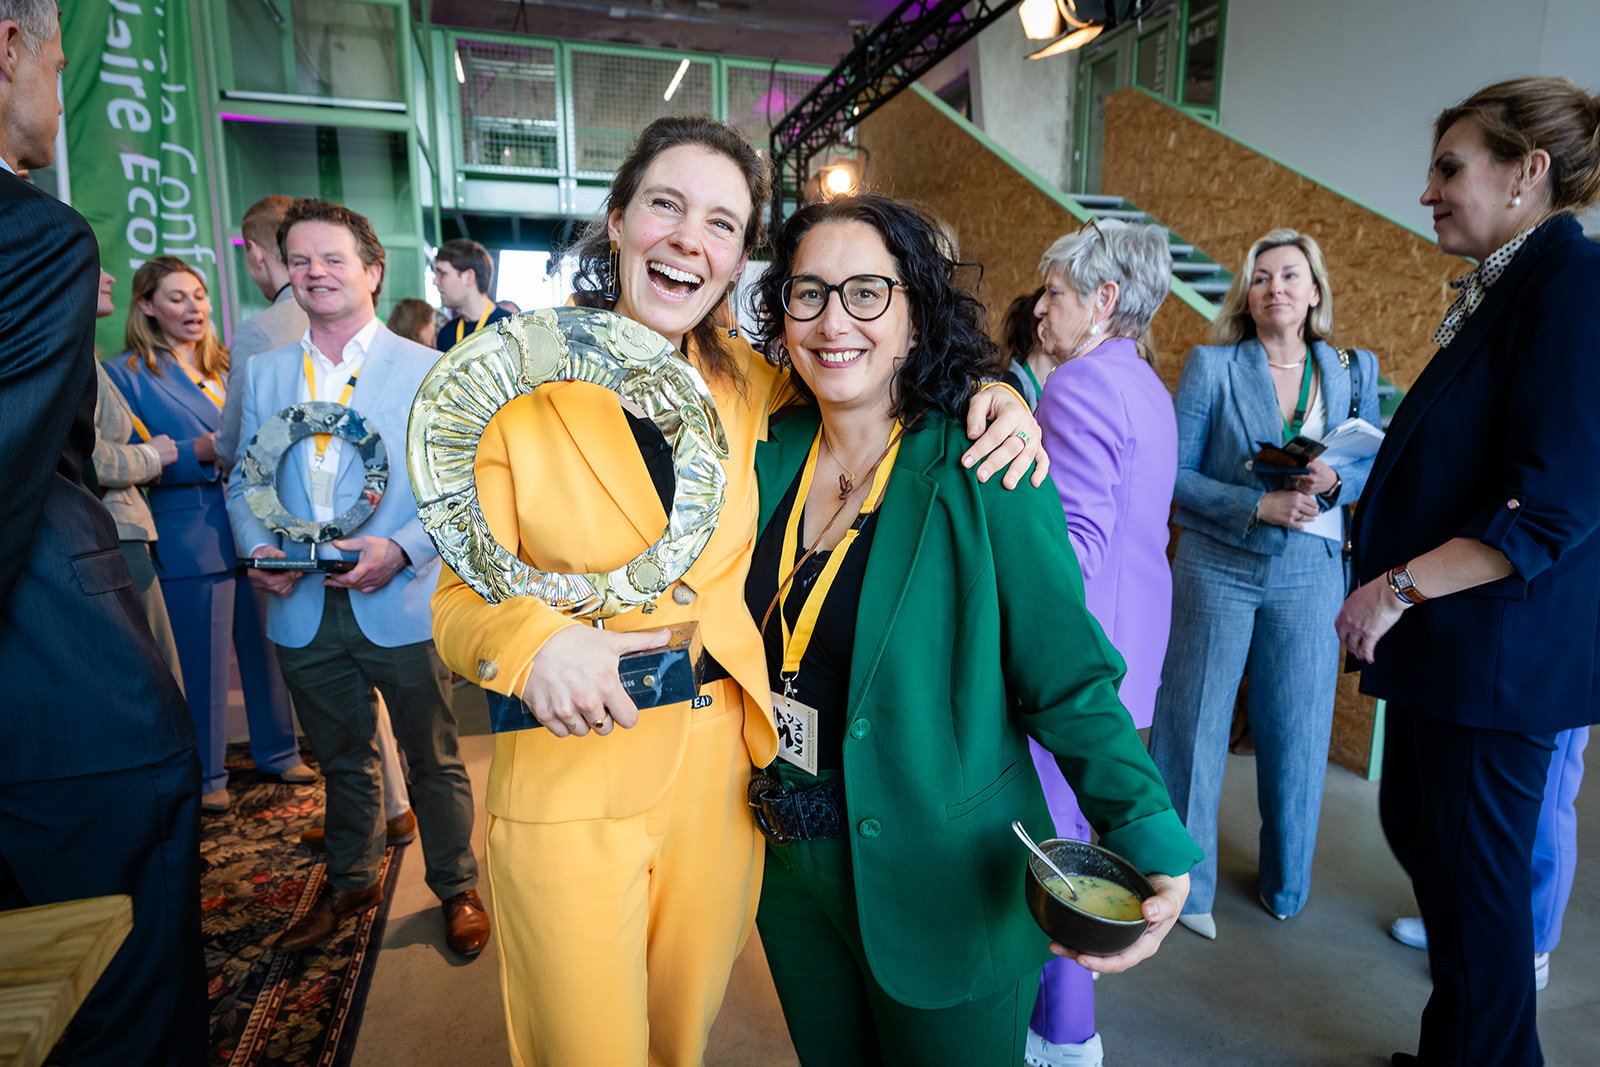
[1177,912,1216,939]
[1389,916,1427,949]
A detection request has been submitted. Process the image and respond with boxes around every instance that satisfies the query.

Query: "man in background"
[218,194,306,471]
[433,236,511,350]
[0,3,205,1063]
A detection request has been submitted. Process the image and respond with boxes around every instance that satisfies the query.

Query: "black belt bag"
[747,769,846,846]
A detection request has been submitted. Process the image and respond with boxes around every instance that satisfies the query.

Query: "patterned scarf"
[1432,226,1535,348]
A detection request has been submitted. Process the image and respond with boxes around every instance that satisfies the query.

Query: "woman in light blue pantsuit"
[1150,230,1380,938]
[105,256,308,811]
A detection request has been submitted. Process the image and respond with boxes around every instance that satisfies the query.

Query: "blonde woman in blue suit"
[105,257,308,812]
[1149,230,1380,940]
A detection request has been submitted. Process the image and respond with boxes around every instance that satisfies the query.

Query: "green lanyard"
[1282,347,1314,442]
[1021,360,1044,399]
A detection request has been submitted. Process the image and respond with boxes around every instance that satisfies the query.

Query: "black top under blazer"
[1352,214,1600,732]
[0,171,193,784]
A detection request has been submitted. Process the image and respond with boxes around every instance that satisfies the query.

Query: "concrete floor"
[340,684,1599,1066]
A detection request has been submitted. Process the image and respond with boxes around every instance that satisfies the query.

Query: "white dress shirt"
[297,315,380,554]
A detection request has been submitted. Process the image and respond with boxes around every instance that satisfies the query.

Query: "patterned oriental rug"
[204,747,404,1067]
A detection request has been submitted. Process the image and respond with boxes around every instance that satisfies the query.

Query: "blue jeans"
[1149,528,1343,916]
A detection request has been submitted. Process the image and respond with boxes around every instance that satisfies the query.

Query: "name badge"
[308,466,337,509]
[770,690,819,776]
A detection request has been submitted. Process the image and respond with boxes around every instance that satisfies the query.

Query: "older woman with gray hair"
[1149,229,1381,944]
[1024,218,1178,1067]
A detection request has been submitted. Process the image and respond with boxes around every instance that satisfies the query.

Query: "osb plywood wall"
[1103,88,1473,391]
[857,89,1213,386]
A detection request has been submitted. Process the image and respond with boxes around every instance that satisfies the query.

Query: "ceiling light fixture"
[663,58,690,102]
[1018,0,1062,39]
[1026,23,1104,59]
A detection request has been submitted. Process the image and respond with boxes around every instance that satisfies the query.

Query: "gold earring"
[603,240,620,301]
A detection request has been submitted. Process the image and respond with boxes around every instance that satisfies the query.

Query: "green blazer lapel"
[755,406,823,534]
[847,421,943,710]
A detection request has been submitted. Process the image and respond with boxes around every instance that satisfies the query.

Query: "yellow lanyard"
[774,425,902,692]
[455,301,493,345]
[180,365,225,408]
[130,415,152,442]
[302,352,359,457]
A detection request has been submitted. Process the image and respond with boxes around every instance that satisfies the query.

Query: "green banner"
[62,0,218,359]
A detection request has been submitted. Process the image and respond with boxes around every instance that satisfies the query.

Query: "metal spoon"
[1011,820,1078,901]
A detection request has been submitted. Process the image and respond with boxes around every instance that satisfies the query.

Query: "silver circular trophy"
[238,401,389,574]
[407,306,729,729]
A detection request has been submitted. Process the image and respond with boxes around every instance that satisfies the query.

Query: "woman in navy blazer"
[1336,78,1600,1067]
[105,257,305,810]
[1150,230,1381,940]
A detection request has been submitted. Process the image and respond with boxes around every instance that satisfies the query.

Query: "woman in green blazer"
[743,194,1201,1066]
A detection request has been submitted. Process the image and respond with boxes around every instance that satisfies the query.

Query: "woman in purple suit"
[1024,219,1177,1067]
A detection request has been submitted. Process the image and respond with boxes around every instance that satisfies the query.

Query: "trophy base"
[485,622,704,733]
[242,557,357,573]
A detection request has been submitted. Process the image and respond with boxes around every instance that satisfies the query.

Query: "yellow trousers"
[485,679,764,1066]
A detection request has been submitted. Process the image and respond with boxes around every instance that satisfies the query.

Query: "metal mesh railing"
[568,50,715,176]
[725,64,827,153]
[458,39,561,172]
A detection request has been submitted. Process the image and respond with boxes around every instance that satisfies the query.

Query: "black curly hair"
[752,194,1000,423]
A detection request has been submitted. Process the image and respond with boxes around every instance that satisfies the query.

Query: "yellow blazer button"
[477,659,498,682]
[849,718,870,739]
[858,818,881,838]
[672,583,696,605]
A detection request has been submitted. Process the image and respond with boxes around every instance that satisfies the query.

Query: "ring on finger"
[1013,429,1030,444]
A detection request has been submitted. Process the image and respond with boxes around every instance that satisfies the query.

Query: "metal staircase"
[1070,193,1234,306]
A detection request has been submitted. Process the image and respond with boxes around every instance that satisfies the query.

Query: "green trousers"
[757,813,1037,1067]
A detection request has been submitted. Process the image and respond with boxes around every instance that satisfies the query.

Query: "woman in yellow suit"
[430,117,1044,1066]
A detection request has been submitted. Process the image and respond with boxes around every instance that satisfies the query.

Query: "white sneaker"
[1177,912,1216,940]
[1389,916,1427,949]
[1025,1029,1103,1067]
[1392,918,1547,990]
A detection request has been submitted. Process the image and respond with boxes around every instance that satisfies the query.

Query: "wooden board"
[857,89,1214,386]
[1102,87,1473,391]
[0,896,133,1067]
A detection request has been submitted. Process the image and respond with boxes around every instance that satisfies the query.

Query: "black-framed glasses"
[780,274,907,322]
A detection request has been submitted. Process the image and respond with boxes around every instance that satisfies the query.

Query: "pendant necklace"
[821,425,896,500]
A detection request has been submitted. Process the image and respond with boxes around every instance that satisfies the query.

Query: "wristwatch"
[1387,565,1427,606]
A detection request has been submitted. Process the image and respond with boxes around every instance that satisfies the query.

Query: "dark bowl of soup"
[1023,838,1154,956]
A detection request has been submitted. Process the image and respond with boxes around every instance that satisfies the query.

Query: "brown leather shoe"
[274,883,383,951]
[442,889,491,958]
[298,809,418,851]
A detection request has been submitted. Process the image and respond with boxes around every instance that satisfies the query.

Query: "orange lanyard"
[455,301,492,344]
[772,425,903,694]
[181,365,225,408]
[302,352,359,457]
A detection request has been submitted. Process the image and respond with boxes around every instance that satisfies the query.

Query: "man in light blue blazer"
[226,199,488,958]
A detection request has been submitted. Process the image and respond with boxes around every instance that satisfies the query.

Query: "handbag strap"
[1336,347,1361,420]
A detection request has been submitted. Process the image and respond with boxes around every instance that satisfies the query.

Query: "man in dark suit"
[0,5,206,1064]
